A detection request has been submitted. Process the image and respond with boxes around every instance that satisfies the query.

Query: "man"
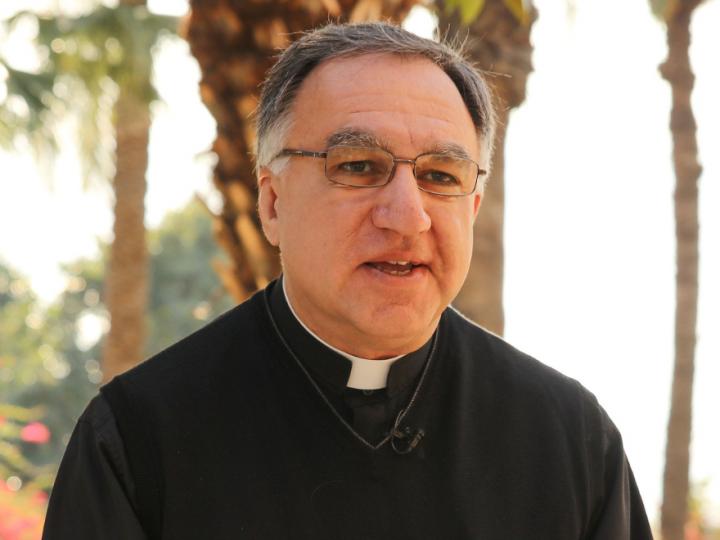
[44,22,653,539]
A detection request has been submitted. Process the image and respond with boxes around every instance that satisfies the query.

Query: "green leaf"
[444,0,487,24]
[0,403,44,422]
[0,58,59,155]
[648,0,668,19]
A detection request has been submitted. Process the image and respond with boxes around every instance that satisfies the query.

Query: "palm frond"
[649,0,672,20]
[0,57,59,156]
[2,6,179,184]
[442,0,532,24]
[33,5,178,101]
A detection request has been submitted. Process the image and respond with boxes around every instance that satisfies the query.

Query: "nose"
[371,162,431,236]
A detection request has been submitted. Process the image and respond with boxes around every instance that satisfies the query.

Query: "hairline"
[258,50,493,172]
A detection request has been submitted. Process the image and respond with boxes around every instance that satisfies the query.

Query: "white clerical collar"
[282,280,402,390]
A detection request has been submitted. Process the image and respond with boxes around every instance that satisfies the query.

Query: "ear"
[472,148,489,220]
[472,190,483,221]
[257,166,281,247]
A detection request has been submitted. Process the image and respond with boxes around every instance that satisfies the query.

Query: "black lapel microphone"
[391,425,425,455]
[390,410,425,455]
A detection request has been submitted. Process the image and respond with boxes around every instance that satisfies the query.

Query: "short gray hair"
[255,22,496,171]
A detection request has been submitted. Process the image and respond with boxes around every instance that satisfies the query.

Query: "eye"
[338,160,376,174]
[418,169,460,185]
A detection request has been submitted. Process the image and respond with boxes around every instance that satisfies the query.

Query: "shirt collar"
[268,278,433,396]
[282,279,403,390]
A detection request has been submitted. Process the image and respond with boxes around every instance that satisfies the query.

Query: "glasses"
[277,145,486,197]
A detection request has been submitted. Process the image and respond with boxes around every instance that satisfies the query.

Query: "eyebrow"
[326,128,390,151]
[426,142,473,161]
[325,128,473,161]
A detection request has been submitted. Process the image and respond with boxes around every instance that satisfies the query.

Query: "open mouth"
[365,260,423,276]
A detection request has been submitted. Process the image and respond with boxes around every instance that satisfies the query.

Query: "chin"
[354,306,436,348]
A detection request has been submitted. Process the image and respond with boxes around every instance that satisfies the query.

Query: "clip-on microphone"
[390,410,425,455]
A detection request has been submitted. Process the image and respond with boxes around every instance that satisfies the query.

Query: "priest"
[43,22,653,539]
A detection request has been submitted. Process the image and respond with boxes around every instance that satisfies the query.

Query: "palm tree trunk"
[456,105,508,335]
[101,87,150,382]
[185,0,419,303]
[659,1,703,538]
[438,0,536,336]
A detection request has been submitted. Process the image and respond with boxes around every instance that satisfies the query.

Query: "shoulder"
[102,288,271,405]
[441,307,621,469]
[441,306,607,425]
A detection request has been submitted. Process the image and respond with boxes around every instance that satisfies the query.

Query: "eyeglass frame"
[275,146,487,197]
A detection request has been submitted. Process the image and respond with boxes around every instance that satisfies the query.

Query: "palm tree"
[649,1,705,538]
[1,3,177,382]
[103,1,153,382]
[185,0,421,302]
[437,0,537,336]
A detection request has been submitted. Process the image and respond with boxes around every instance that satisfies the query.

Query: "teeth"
[369,261,415,276]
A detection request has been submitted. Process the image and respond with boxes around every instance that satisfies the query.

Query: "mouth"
[363,260,426,277]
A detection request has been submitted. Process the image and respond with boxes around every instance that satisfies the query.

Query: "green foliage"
[0,4,178,183]
[29,5,178,103]
[443,0,532,25]
[0,59,58,155]
[146,201,234,356]
[649,0,687,21]
[648,0,709,22]
[444,0,487,24]
[0,200,231,509]
[0,265,56,397]
[0,262,97,490]
[649,0,670,19]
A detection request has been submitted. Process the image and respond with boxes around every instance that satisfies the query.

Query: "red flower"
[20,422,51,444]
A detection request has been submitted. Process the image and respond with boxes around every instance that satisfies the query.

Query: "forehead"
[288,53,480,160]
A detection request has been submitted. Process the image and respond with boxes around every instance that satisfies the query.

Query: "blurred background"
[0,0,717,538]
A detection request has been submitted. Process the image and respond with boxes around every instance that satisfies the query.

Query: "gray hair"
[255,22,496,172]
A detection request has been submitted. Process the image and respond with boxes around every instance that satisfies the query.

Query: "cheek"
[278,192,368,268]
[433,205,476,263]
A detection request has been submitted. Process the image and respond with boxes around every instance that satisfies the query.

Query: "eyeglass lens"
[325,146,477,196]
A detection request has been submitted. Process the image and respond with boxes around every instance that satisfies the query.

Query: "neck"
[281,277,434,359]
[282,280,403,389]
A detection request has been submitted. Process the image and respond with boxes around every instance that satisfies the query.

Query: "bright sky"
[0,0,718,528]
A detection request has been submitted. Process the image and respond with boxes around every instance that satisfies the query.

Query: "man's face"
[258,53,485,358]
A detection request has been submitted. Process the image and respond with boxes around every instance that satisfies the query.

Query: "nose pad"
[371,163,431,236]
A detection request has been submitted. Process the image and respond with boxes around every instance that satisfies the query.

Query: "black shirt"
[43,281,653,539]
